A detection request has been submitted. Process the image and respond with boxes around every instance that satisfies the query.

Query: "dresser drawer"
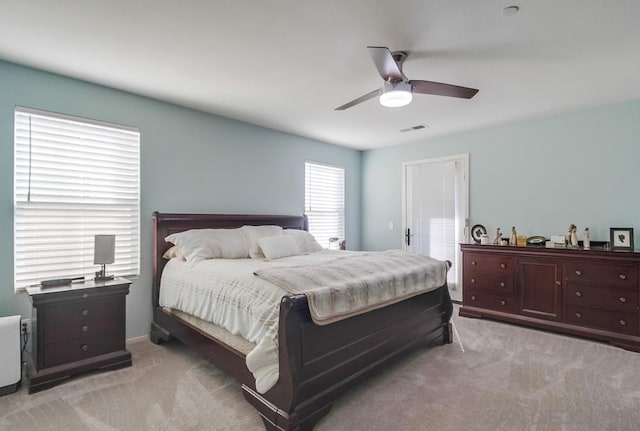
[565,262,638,289]
[41,298,122,343]
[464,273,514,294]
[43,331,124,368]
[463,289,514,313]
[464,253,514,274]
[565,305,638,336]
[565,284,637,312]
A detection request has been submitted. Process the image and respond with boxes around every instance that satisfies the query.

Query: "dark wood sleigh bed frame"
[150,212,454,431]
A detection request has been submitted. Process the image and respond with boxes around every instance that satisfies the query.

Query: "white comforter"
[159,250,447,394]
[159,250,362,393]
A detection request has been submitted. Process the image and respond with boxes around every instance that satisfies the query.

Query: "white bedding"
[255,251,448,325]
[159,250,363,393]
[159,249,447,394]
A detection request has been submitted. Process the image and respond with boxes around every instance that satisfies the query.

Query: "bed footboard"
[243,284,453,431]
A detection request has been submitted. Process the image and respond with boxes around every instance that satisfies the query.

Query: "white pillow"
[162,245,186,261]
[241,225,283,259]
[257,235,300,261]
[164,228,249,264]
[284,229,324,253]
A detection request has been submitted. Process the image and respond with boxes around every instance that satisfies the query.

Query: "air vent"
[399,124,429,133]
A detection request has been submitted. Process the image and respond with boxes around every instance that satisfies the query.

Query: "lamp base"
[95,265,114,281]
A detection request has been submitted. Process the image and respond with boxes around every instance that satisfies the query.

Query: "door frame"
[401,153,470,294]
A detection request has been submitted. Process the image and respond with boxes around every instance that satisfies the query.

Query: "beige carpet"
[1,307,639,430]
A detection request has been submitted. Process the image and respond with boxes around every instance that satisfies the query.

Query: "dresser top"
[460,243,640,261]
[26,277,131,296]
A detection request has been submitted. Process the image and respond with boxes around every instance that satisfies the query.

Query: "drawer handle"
[575,291,582,297]
[471,261,477,266]
[619,274,627,280]
[500,263,506,269]
[82,293,89,299]
[619,320,627,326]
[500,282,505,287]
[575,312,582,318]
[81,309,89,316]
[575,270,582,276]
[555,280,561,286]
[471,278,476,284]
[500,300,506,306]
[81,344,88,352]
[471,295,476,301]
[81,325,89,332]
[619,297,627,303]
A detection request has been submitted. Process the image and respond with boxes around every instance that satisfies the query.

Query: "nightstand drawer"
[565,262,638,289]
[565,305,638,336]
[43,331,124,368]
[565,284,637,312]
[42,298,122,343]
[463,289,514,313]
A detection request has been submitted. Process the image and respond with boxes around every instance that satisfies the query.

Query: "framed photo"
[471,224,487,243]
[610,227,634,251]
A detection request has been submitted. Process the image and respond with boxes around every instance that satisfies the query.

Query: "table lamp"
[94,234,115,281]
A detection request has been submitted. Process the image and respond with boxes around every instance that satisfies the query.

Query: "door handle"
[406,228,411,246]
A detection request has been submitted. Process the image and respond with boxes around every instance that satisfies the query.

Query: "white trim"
[126,334,149,343]
[15,106,139,133]
[304,159,344,170]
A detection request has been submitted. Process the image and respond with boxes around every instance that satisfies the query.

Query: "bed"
[151,212,454,431]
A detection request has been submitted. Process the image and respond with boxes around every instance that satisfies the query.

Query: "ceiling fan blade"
[335,89,380,111]
[410,80,479,99]
[367,46,404,82]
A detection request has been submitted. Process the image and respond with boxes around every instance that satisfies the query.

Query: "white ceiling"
[1,0,639,150]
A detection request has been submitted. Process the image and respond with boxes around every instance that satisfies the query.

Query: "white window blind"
[13,108,140,291]
[305,162,345,249]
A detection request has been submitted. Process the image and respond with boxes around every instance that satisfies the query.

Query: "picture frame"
[609,227,634,251]
[471,224,487,243]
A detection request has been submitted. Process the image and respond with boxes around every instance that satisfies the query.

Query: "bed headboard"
[152,212,308,307]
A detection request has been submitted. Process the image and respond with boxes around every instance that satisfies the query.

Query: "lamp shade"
[379,81,413,108]
[94,235,115,264]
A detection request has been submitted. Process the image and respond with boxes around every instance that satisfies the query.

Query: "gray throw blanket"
[254,250,449,325]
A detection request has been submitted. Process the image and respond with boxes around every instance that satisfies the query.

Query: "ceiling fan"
[335,46,479,110]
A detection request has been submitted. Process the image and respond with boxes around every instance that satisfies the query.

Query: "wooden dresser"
[459,243,640,351]
[25,277,132,393]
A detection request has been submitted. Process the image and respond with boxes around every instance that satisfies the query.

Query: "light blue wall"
[0,60,361,338]
[361,100,640,251]
[4,57,638,338]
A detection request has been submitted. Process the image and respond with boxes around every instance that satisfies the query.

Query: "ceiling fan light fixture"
[379,81,413,108]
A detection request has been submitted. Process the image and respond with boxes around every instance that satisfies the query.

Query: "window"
[304,161,345,249]
[13,107,140,291]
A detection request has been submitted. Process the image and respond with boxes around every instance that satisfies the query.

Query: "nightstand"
[25,277,132,393]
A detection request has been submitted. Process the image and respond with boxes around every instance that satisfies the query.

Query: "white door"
[403,154,469,302]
